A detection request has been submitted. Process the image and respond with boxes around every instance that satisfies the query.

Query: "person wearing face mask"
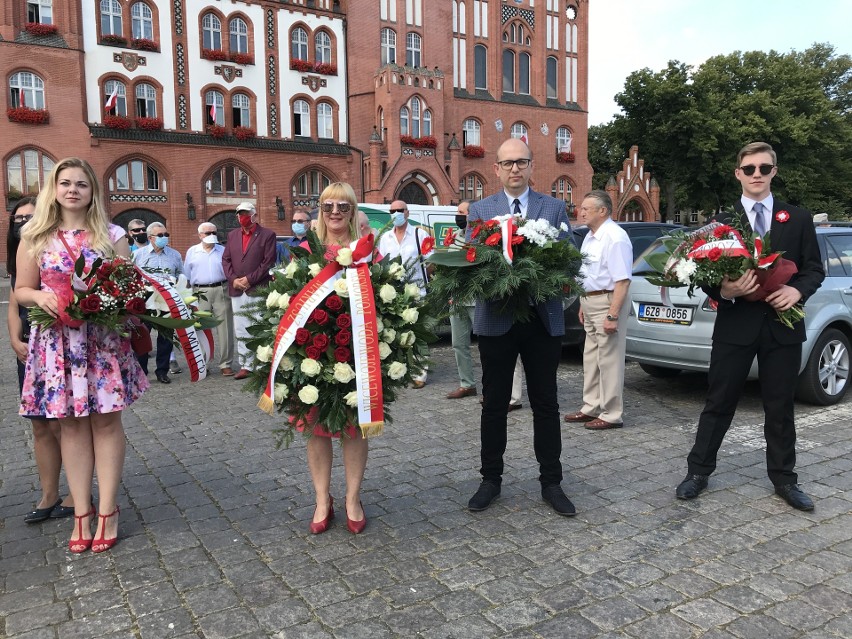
[222,202,277,380]
[133,222,184,383]
[126,219,148,253]
[184,222,234,376]
[278,207,312,262]
[377,199,434,388]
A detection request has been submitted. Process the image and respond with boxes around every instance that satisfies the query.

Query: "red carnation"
[305,345,322,360]
[466,247,477,262]
[335,330,351,346]
[707,247,723,262]
[295,328,311,345]
[125,297,146,314]
[692,239,707,250]
[334,346,351,363]
[80,294,102,313]
[420,236,435,254]
[336,313,352,329]
[712,225,731,239]
[313,333,330,351]
[311,309,329,325]
[485,233,502,246]
[325,295,343,311]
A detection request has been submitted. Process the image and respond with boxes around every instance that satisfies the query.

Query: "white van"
[357,203,458,244]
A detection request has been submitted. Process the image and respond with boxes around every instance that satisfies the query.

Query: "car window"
[632,237,669,274]
[824,234,852,276]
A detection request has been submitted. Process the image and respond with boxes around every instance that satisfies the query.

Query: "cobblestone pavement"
[2,286,851,638]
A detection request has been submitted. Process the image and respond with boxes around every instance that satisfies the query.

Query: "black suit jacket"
[705,199,824,346]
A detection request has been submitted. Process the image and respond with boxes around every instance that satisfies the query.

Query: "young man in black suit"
[676,142,825,510]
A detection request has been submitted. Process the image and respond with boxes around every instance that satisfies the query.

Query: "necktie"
[753,202,766,236]
[513,198,521,217]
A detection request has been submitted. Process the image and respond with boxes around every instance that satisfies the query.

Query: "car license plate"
[638,303,693,325]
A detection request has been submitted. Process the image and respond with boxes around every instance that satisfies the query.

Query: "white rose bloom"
[388,263,405,279]
[298,385,319,404]
[266,290,281,308]
[255,345,273,362]
[375,317,384,332]
[283,260,300,278]
[336,247,354,266]
[279,355,295,371]
[404,283,421,299]
[387,361,407,380]
[379,284,397,303]
[378,342,392,360]
[300,358,322,377]
[344,390,359,407]
[382,328,397,343]
[274,383,289,404]
[333,362,356,383]
[333,277,349,297]
[277,293,291,310]
[400,330,415,347]
[401,308,419,324]
[308,263,322,277]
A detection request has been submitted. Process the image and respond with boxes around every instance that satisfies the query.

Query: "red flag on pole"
[209,102,216,123]
[104,84,118,112]
[19,90,26,108]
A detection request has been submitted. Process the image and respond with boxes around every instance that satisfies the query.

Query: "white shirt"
[377,223,434,289]
[580,218,633,291]
[503,188,530,218]
[184,243,226,285]
[741,194,774,233]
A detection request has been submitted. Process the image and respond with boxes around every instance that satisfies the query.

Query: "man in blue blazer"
[677,142,825,510]
[466,138,576,516]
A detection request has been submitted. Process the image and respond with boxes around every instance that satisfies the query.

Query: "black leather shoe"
[24,498,61,524]
[468,480,500,511]
[156,373,171,384]
[775,483,814,511]
[676,474,709,499]
[541,484,577,516]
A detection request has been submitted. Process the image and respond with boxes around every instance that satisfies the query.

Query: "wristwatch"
[605,314,618,321]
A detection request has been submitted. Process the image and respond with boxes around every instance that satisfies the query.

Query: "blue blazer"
[468,189,572,337]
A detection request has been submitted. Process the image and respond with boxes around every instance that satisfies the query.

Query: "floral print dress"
[19,225,149,418]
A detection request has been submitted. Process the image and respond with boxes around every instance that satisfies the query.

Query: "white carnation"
[401,308,419,324]
[387,361,407,380]
[333,362,356,383]
[255,345,273,362]
[378,342,392,360]
[298,385,319,404]
[300,358,322,376]
[379,284,397,303]
[674,259,698,285]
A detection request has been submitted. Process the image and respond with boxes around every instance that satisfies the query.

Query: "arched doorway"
[208,210,239,245]
[112,208,165,232]
[395,172,439,205]
[397,182,429,205]
[618,198,646,222]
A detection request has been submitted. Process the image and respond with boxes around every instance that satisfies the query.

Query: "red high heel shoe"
[69,508,95,553]
[309,496,334,534]
[346,501,367,535]
[91,505,120,553]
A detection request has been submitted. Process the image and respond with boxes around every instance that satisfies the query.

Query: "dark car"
[562,222,683,345]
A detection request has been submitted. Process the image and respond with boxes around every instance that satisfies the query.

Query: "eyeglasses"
[13,215,33,223]
[496,158,531,170]
[201,231,217,236]
[292,218,309,224]
[130,229,146,234]
[389,208,407,214]
[152,232,170,238]
[321,201,352,214]
[739,164,774,176]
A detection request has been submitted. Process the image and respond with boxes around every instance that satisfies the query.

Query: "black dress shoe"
[676,474,708,500]
[24,498,61,524]
[541,484,577,516]
[156,373,171,384]
[775,483,814,511]
[468,480,500,511]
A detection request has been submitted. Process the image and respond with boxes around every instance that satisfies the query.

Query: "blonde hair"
[316,182,359,244]
[22,157,114,259]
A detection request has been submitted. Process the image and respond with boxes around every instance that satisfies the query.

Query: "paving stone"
[672,598,740,630]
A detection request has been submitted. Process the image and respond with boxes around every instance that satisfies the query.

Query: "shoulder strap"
[57,231,79,264]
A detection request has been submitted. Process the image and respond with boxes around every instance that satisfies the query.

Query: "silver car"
[626,226,852,405]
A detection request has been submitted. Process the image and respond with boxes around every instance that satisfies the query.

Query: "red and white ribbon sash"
[136,269,208,382]
[500,218,514,265]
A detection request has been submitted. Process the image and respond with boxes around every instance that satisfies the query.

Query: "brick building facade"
[2,0,591,268]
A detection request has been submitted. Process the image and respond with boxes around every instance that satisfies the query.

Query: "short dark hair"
[583,190,613,216]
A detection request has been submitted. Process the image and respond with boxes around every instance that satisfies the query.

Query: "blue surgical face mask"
[392,211,407,227]
[291,222,307,236]
[154,236,169,249]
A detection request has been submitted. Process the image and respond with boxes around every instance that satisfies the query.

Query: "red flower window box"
[208,125,227,138]
[202,49,228,62]
[234,126,256,141]
[314,63,337,76]
[24,23,58,36]
[104,114,132,129]
[7,106,50,125]
[100,34,128,47]
[229,52,255,66]
[556,152,575,164]
[290,59,314,73]
[463,145,485,158]
[131,38,159,52]
[401,135,438,149]
[136,117,163,131]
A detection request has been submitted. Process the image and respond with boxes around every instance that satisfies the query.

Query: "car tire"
[795,328,850,406]
[639,363,682,378]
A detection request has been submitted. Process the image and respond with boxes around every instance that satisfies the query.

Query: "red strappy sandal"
[91,505,120,553]
[69,508,95,553]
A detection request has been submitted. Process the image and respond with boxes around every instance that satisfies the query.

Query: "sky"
[587,0,850,125]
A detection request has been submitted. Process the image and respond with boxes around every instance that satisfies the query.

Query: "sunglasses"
[497,158,531,170]
[739,164,774,176]
[321,201,352,214]
[152,232,170,238]
[130,229,146,234]
[390,208,407,214]
[13,215,33,223]
[201,230,217,236]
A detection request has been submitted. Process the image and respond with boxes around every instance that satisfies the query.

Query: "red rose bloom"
[313,334,330,351]
[80,294,102,313]
[96,263,116,280]
[335,330,351,346]
[311,309,329,325]
[707,247,723,262]
[305,345,322,360]
[125,297,146,314]
[420,236,435,253]
[485,233,502,246]
[466,247,477,262]
[101,280,120,297]
[295,328,311,345]
[325,295,343,311]
[336,314,352,329]
[334,346,351,363]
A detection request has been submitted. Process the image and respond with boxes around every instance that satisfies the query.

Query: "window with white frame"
[104,79,126,115]
[315,31,331,64]
[410,97,421,138]
[556,126,572,153]
[135,83,156,118]
[317,102,333,138]
[459,173,484,201]
[232,93,250,127]
[381,28,396,65]
[293,99,310,136]
[294,169,331,199]
[6,149,54,196]
[423,108,432,137]
[230,18,248,53]
[131,3,153,40]
[202,14,222,50]
[10,72,46,110]
[462,118,480,146]
[206,90,224,126]
[399,106,409,136]
[111,160,160,192]
[377,107,384,139]
[207,164,253,195]
[27,0,52,24]
[100,0,122,36]
[510,123,527,140]
[291,27,308,61]
[405,32,422,67]
[550,177,572,203]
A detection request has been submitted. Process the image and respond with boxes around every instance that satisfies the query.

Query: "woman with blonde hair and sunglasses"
[15,157,148,553]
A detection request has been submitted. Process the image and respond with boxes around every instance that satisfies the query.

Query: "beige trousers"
[579,292,628,423]
[194,284,234,370]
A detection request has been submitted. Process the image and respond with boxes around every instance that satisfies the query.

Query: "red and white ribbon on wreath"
[259,234,384,438]
[136,269,212,382]
[500,217,515,265]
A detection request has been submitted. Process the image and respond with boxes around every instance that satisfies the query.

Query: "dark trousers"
[136,330,173,377]
[687,319,801,486]
[478,315,563,486]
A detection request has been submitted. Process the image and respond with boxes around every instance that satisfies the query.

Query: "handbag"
[129,320,152,355]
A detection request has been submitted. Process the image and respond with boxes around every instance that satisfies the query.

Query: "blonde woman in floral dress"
[15,158,149,553]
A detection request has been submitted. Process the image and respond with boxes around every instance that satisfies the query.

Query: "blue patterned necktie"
[753,202,766,236]
[513,198,521,217]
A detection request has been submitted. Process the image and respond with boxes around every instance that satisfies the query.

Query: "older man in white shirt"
[564,190,633,430]
[184,222,235,376]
